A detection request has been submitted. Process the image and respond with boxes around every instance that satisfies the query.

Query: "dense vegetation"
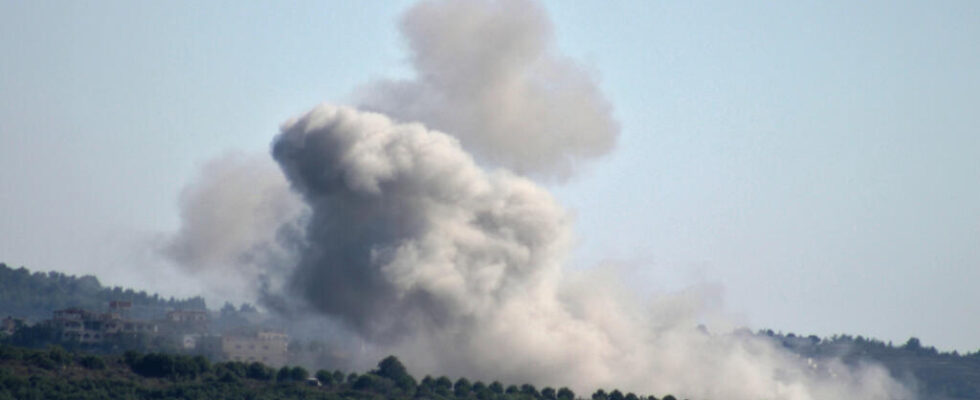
[766,330,980,400]
[0,344,683,400]
[0,263,206,321]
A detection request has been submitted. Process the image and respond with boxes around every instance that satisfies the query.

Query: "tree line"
[0,343,687,400]
[0,263,206,321]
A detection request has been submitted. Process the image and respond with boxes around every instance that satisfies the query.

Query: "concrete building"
[166,310,208,324]
[164,310,210,335]
[109,300,132,313]
[51,308,157,344]
[221,330,289,367]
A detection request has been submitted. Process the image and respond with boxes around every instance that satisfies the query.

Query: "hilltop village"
[3,301,290,367]
[0,264,347,369]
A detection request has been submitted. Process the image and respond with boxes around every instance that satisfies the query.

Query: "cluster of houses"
[2,301,289,367]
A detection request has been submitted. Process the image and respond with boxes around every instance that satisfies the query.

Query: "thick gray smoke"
[256,105,913,400]
[271,104,570,341]
[161,1,916,398]
[359,0,619,180]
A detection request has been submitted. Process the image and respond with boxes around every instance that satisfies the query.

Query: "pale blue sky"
[1,1,978,351]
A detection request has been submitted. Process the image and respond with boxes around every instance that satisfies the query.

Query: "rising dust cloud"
[162,1,915,399]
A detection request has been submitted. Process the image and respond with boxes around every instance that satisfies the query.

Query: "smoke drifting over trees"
[162,1,916,399]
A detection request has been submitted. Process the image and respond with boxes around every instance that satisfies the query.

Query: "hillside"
[0,263,206,321]
[768,331,980,400]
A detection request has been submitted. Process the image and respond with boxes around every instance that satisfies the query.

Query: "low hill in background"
[0,263,206,321]
[1,262,979,399]
[769,330,980,400]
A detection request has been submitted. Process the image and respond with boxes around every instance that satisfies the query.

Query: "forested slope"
[0,263,206,320]
[767,331,980,399]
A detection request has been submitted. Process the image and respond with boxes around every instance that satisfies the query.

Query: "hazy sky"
[1,1,978,352]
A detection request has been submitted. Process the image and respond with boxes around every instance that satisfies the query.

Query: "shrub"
[290,366,309,381]
[79,355,106,370]
[315,369,334,386]
[27,352,56,370]
[277,366,292,383]
[247,362,274,381]
[354,374,395,393]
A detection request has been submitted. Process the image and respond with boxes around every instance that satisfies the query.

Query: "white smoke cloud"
[359,0,619,180]
[161,153,306,302]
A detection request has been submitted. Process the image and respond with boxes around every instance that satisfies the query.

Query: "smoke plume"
[272,105,571,341]
[263,105,912,400]
[162,153,306,302]
[359,0,619,180]
[161,1,916,399]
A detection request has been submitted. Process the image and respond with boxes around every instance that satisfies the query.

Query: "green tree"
[315,369,334,386]
[276,366,292,382]
[46,346,69,366]
[222,361,246,378]
[192,355,210,374]
[290,366,309,381]
[473,381,491,400]
[435,376,454,396]
[172,355,201,379]
[26,352,55,369]
[521,384,539,398]
[78,355,105,370]
[455,378,472,398]
[375,356,408,379]
[247,362,274,381]
[354,374,395,394]
[418,376,435,397]
[373,355,416,393]
[131,353,176,378]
